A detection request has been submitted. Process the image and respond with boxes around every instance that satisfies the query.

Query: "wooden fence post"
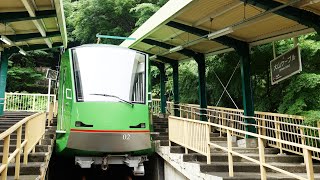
[274,116,283,154]
[14,127,22,179]
[227,129,233,177]
[258,119,267,180]
[300,128,315,180]
[206,124,211,164]
[1,135,10,180]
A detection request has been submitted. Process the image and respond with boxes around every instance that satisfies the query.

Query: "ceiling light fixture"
[207,27,234,40]
[0,35,13,46]
[19,49,26,56]
[169,45,183,53]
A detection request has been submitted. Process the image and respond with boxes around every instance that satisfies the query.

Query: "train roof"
[70,44,148,56]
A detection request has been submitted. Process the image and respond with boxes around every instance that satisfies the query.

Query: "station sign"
[270,46,302,85]
[46,69,58,80]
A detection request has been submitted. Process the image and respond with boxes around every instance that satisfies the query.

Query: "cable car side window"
[71,49,84,102]
[130,53,146,104]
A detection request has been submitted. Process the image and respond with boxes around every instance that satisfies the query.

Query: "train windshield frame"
[71,46,147,104]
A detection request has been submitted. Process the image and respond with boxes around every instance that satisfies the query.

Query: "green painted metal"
[0,52,9,115]
[239,0,320,33]
[0,10,56,23]
[6,42,63,54]
[166,21,247,53]
[96,34,136,41]
[142,39,197,57]
[171,62,180,116]
[158,63,166,114]
[239,44,256,136]
[56,46,153,157]
[194,54,207,121]
[6,31,60,42]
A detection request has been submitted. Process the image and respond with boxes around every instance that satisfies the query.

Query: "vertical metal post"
[47,78,51,113]
[194,54,207,121]
[158,63,166,116]
[239,44,256,136]
[171,62,180,117]
[0,51,9,116]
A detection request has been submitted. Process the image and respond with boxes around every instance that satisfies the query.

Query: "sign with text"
[270,46,302,85]
[46,69,58,80]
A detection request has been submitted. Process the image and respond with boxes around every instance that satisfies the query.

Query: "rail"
[169,114,319,180]
[0,112,47,180]
[4,93,56,112]
[152,99,320,161]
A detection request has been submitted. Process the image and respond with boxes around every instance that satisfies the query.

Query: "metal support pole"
[47,78,51,113]
[194,54,207,121]
[158,63,166,116]
[239,44,256,136]
[0,51,9,116]
[170,62,180,117]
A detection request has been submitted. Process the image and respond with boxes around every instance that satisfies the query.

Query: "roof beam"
[0,10,56,23]
[142,39,197,57]
[7,42,62,54]
[54,0,68,48]
[6,31,60,42]
[166,21,247,53]
[239,0,320,33]
[21,0,52,48]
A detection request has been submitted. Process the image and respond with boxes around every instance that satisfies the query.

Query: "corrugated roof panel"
[188,40,225,53]
[149,46,169,55]
[43,18,58,30]
[0,0,25,12]
[199,4,263,31]
[176,0,234,24]
[9,21,38,33]
[35,0,53,9]
[149,26,184,42]
[51,36,62,43]
[234,15,300,41]
[168,32,202,47]
[134,42,155,52]
[164,52,187,60]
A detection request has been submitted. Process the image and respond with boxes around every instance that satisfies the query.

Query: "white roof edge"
[120,0,195,48]
[54,0,68,48]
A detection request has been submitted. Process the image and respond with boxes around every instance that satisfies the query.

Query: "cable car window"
[71,45,146,104]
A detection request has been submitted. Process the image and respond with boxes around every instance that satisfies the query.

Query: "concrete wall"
[164,162,188,180]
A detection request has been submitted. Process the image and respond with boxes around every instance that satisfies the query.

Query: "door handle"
[130,123,146,128]
[75,121,93,127]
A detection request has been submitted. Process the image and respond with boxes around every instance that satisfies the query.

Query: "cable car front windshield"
[72,45,146,104]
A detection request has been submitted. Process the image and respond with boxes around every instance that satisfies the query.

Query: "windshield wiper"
[90,93,134,107]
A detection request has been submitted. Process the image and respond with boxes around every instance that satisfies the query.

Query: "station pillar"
[0,51,9,116]
[158,63,167,117]
[239,45,256,136]
[170,61,180,117]
[194,54,207,121]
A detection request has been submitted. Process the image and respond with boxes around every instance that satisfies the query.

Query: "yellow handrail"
[0,112,46,180]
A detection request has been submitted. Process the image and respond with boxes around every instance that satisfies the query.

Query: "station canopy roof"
[0,0,67,53]
[121,0,320,62]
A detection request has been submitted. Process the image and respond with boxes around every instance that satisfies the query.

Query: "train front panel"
[56,44,152,157]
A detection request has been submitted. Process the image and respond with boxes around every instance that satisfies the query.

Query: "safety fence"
[4,92,56,112]
[152,99,320,162]
[0,112,47,180]
[168,115,319,180]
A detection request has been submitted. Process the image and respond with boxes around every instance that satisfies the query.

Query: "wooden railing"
[4,93,56,113]
[0,112,47,180]
[152,99,320,161]
[168,115,319,180]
